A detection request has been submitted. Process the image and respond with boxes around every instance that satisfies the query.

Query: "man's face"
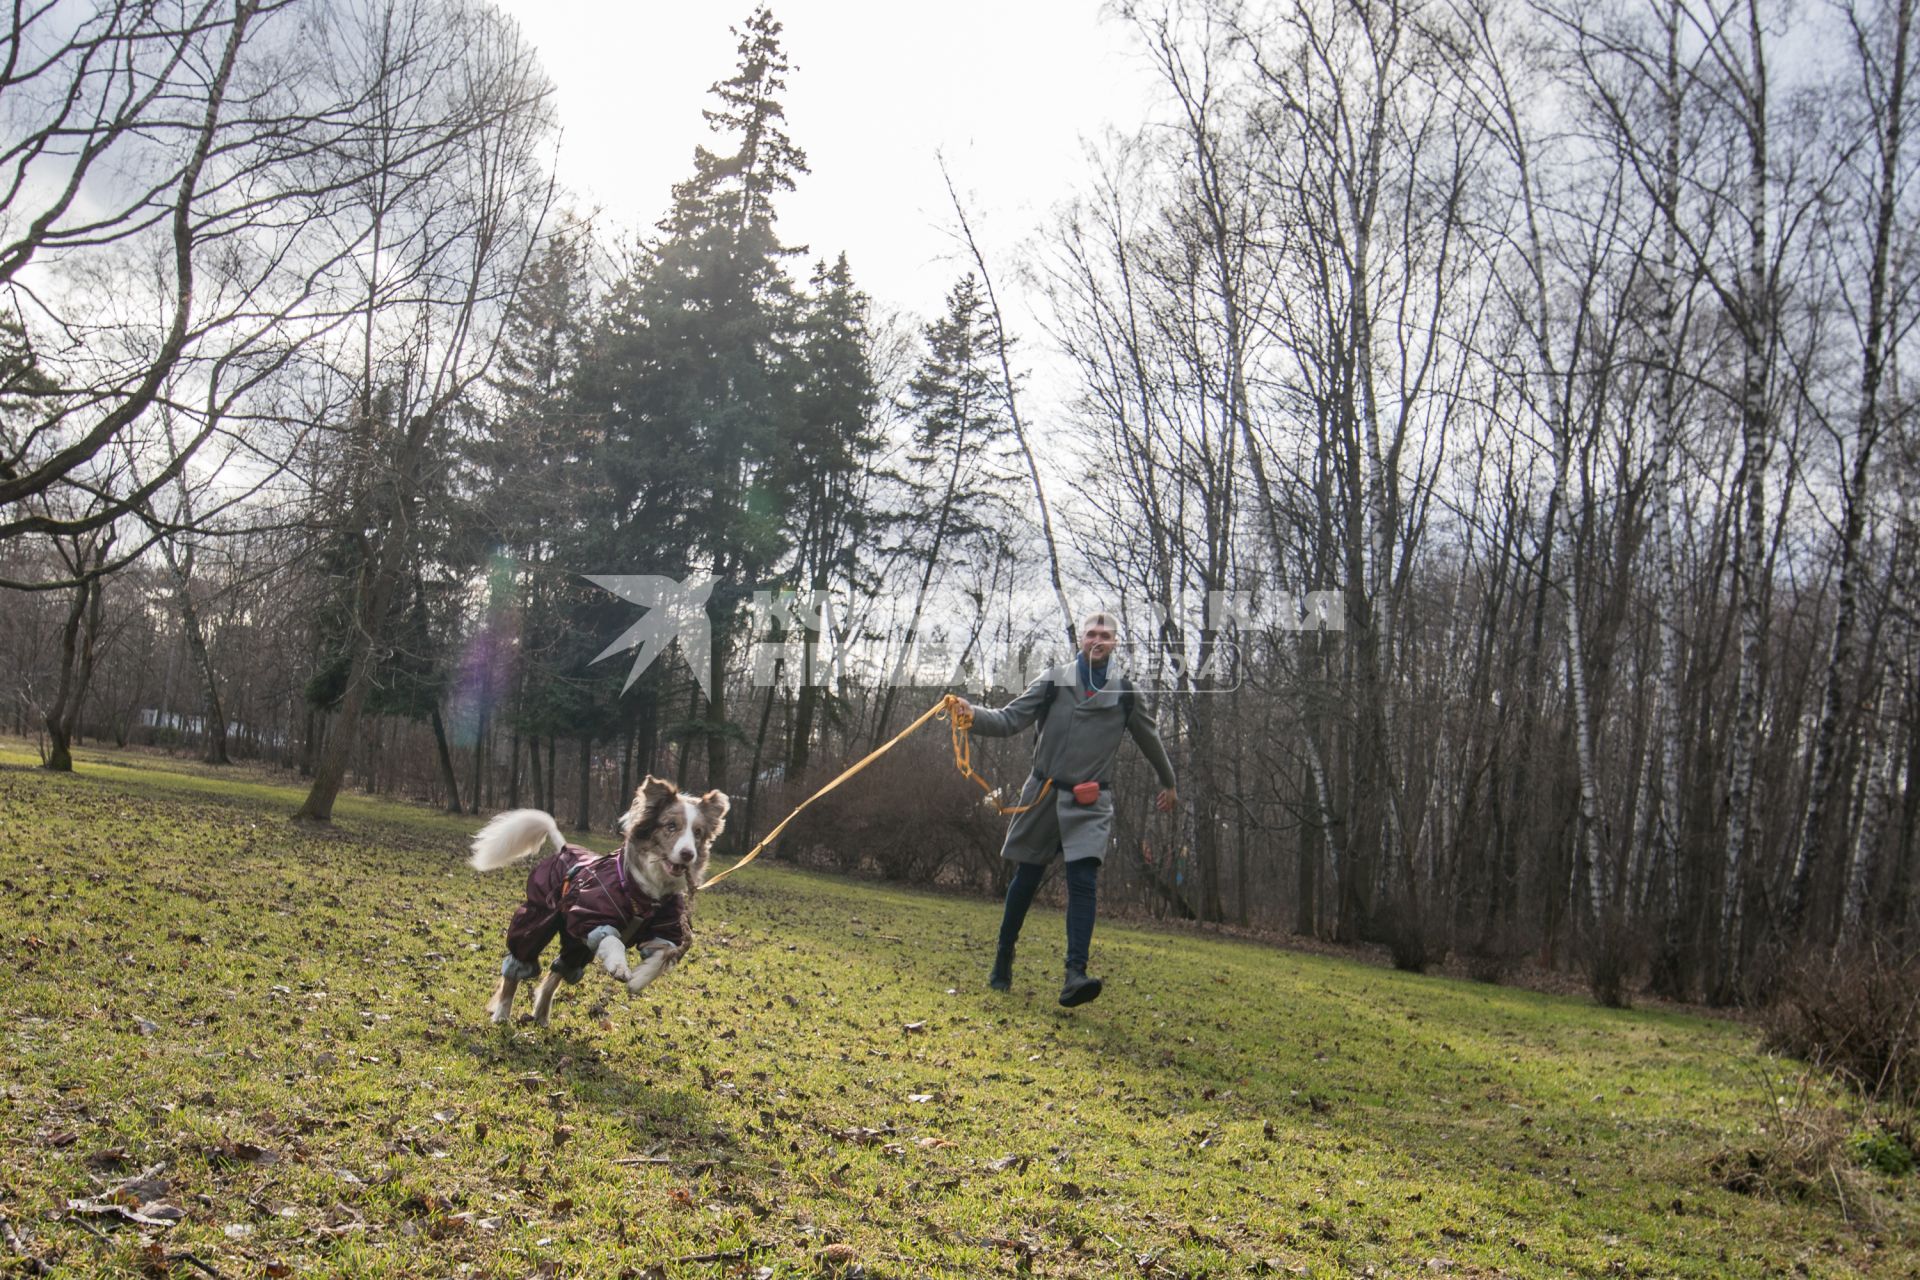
[1081,622,1116,663]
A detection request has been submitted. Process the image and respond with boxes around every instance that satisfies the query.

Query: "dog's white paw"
[594,935,631,983]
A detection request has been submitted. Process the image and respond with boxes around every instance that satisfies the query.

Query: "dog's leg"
[529,971,565,1027]
[627,940,682,995]
[488,975,518,1024]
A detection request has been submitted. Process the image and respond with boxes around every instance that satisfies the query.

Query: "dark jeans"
[997,858,1099,973]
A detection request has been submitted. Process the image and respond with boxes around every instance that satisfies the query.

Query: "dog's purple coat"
[504,843,691,981]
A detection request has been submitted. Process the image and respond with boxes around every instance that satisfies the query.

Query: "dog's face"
[620,775,729,895]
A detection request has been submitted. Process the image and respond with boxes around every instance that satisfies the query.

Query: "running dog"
[471,776,729,1025]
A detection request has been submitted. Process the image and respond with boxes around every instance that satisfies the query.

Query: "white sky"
[490,0,1159,332]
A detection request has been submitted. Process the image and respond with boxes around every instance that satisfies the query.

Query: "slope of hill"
[0,745,1911,1277]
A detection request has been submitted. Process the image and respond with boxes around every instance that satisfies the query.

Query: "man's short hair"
[1081,610,1119,635]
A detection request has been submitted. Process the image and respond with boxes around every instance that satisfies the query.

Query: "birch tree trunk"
[1641,0,1692,981]
[1837,675,1899,943]
[1475,21,1612,939]
[1716,0,1774,1001]
[1784,0,1912,940]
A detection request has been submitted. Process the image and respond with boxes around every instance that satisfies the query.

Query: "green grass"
[0,742,1912,1278]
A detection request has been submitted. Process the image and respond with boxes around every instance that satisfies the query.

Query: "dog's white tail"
[469,809,566,871]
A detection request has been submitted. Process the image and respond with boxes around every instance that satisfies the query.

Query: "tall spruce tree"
[783,253,883,774]
[580,5,810,798]
[474,223,605,813]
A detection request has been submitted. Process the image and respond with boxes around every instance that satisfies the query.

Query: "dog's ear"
[621,776,679,834]
[698,790,730,825]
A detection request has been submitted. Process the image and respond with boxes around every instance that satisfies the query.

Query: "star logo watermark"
[586,574,715,696]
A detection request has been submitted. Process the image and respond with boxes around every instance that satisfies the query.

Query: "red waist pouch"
[1072,781,1102,806]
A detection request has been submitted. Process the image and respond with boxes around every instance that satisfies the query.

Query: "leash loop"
[942,697,1053,815]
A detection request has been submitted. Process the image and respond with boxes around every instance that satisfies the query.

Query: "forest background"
[4,0,1918,1023]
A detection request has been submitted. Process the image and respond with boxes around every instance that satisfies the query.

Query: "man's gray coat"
[966,661,1177,865]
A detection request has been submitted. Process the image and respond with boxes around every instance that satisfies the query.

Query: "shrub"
[1462,949,1518,984]
[772,736,1005,887]
[1378,892,1431,973]
[1762,945,1920,1107]
[1587,916,1635,1009]
[1717,1064,1917,1237]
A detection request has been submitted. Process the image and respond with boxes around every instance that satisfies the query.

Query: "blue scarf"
[1077,651,1109,696]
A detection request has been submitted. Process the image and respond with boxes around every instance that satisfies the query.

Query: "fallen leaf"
[433,1212,473,1238]
[209,1140,278,1166]
[65,1196,185,1228]
[110,1172,171,1205]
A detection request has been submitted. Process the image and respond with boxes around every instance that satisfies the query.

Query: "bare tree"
[40,519,118,770]
[1784,0,1917,940]
[0,1,269,542]
[295,0,556,822]
[941,159,1077,650]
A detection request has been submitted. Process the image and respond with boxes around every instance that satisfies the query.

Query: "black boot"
[1059,967,1103,1007]
[988,946,1014,992]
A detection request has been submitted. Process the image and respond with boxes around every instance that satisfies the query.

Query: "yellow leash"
[702,694,1050,888]
[944,697,1053,815]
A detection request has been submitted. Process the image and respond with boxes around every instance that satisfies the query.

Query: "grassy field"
[0,743,1912,1278]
